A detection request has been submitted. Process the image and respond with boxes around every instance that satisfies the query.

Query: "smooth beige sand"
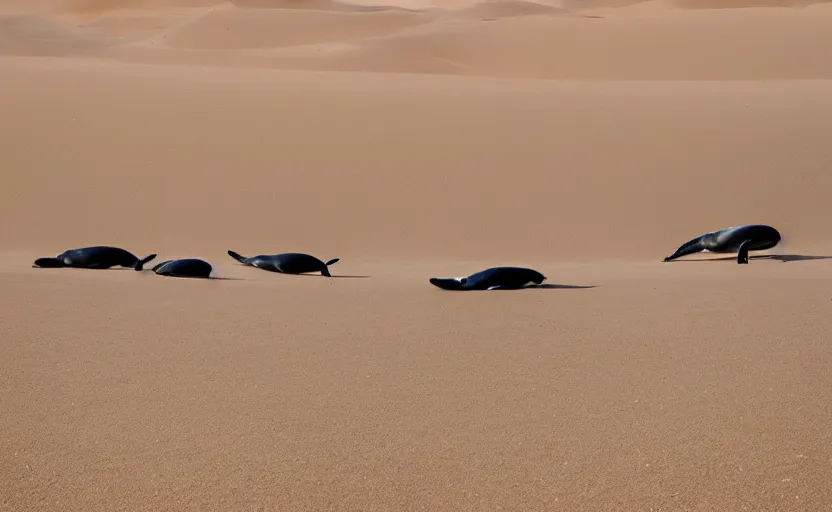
[3,1,832,510]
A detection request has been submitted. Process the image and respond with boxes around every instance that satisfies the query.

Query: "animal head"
[33,257,65,268]
[429,277,468,290]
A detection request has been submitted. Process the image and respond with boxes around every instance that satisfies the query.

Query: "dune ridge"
[162,6,433,49]
[2,1,832,79]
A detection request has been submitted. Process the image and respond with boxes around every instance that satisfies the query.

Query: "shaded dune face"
[0,15,112,56]
[227,0,423,11]
[162,8,434,50]
[59,0,226,15]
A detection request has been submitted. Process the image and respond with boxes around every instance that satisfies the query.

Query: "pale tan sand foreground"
[3,1,832,510]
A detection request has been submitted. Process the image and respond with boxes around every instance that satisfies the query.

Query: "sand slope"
[3,59,831,261]
[2,1,832,511]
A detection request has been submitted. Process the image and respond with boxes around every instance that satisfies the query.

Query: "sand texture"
[2,0,832,510]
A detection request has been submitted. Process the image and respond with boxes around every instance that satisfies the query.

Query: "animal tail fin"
[135,254,157,271]
[320,258,339,277]
[228,250,247,263]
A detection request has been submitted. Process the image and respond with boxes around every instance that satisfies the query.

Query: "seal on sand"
[228,250,339,277]
[137,258,212,279]
[663,224,782,264]
[34,246,156,270]
[429,266,546,291]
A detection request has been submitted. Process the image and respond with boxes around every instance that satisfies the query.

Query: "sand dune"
[2,0,832,510]
[163,6,432,49]
[296,7,832,79]
[60,0,225,15]
[0,14,109,55]
[563,0,832,8]
[671,0,832,8]
[3,3,832,80]
[228,0,422,11]
[4,59,831,260]
[448,0,565,18]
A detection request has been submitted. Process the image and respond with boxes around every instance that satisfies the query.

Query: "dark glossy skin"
[33,246,156,270]
[663,224,782,263]
[140,258,213,279]
[228,250,339,277]
[429,266,546,291]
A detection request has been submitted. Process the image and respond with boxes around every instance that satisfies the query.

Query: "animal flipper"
[151,260,171,272]
[737,240,751,264]
[135,254,157,271]
[227,250,248,264]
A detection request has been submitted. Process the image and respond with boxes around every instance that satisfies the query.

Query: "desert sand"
[3,0,832,510]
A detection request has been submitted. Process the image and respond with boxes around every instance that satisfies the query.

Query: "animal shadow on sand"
[280,273,371,279]
[142,272,246,281]
[229,262,371,279]
[668,254,832,263]
[30,266,247,280]
[31,266,133,271]
[527,283,597,290]
[483,283,598,291]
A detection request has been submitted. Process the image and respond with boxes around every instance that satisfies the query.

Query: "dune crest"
[670,0,832,8]
[162,6,433,49]
[449,0,566,19]
[262,6,832,79]
[59,0,227,15]
[228,0,422,11]
[0,14,110,55]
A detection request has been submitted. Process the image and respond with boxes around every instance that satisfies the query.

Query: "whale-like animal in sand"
[663,224,782,264]
[137,257,212,279]
[429,266,546,291]
[34,246,156,270]
[228,250,339,277]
